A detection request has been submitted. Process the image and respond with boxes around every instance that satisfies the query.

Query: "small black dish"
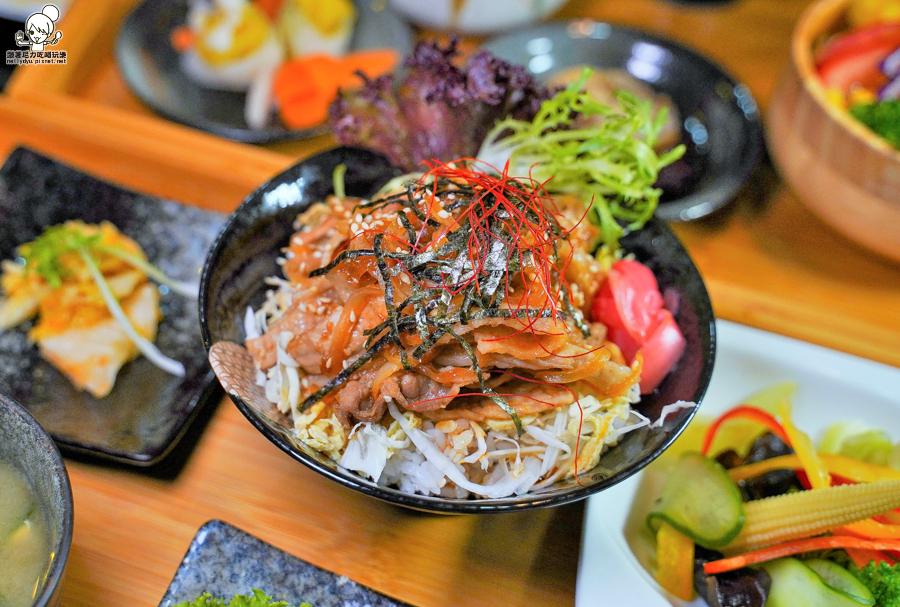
[0,147,226,466]
[482,20,763,222]
[200,146,715,513]
[116,0,414,144]
[159,519,410,607]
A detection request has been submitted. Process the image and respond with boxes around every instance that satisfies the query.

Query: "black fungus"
[694,546,771,607]
[715,449,743,470]
[739,432,803,501]
[705,567,771,607]
[745,432,794,463]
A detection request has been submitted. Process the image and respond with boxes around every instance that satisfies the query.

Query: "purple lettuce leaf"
[328,39,553,172]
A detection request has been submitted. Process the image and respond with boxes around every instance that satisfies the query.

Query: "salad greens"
[850,100,900,150]
[852,560,900,607]
[820,421,900,469]
[477,68,685,249]
[174,589,311,607]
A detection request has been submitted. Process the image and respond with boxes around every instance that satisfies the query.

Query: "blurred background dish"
[386,0,567,35]
[0,392,73,607]
[767,0,900,263]
[0,0,69,22]
[483,20,763,222]
[116,0,414,144]
[199,146,716,514]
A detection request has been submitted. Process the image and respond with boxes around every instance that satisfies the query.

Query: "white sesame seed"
[312,250,322,258]
[400,274,410,284]
[320,297,331,304]
[355,213,364,223]
[298,303,307,312]
[342,359,350,369]
[350,223,360,233]
[437,210,451,219]
[301,377,309,388]
[316,306,326,315]
[349,311,356,322]
[325,358,332,369]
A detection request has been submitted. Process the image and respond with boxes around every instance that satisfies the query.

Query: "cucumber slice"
[805,559,875,606]
[764,558,874,607]
[646,451,744,549]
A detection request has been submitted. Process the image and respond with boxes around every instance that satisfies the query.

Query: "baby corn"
[725,479,900,554]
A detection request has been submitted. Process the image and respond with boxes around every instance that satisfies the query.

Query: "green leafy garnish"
[851,100,900,150]
[20,222,198,297]
[477,67,685,249]
[851,560,900,607]
[18,223,102,288]
[174,589,312,607]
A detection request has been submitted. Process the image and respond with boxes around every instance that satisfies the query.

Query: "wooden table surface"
[2,0,900,606]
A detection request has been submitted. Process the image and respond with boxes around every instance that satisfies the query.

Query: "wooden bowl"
[767,0,900,262]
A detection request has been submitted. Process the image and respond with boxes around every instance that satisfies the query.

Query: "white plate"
[576,319,900,607]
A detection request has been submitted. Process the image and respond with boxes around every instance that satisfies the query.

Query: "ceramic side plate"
[159,520,411,607]
[116,0,414,144]
[0,147,226,466]
[576,319,900,606]
[483,21,763,222]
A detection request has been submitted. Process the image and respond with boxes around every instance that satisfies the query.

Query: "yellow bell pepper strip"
[654,521,696,601]
[840,519,900,539]
[705,537,900,574]
[728,453,900,484]
[701,405,790,456]
[777,400,831,489]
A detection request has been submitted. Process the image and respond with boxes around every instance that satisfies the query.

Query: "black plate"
[159,520,410,607]
[482,20,763,222]
[116,0,414,144]
[200,146,716,513]
[0,147,226,466]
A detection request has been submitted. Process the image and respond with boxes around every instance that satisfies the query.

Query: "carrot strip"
[701,405,790,456]
[845,547,898,568]
[169,26,196,52]
[704,536,900,574]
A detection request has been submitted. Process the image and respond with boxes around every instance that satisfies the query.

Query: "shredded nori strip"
[296,174,587,435]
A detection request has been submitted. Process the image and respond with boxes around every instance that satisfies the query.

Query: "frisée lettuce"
[477,68,685,249]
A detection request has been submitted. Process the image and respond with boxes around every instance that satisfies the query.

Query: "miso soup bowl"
[0,394,73,607]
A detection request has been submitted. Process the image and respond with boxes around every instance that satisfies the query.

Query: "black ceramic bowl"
[199,147,716,514]
[0,393,73,607]
[482,20,763,222]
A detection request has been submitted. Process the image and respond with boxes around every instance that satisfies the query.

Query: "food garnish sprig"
[478,68,685,249]
[300,161,593,435]
[17,222,197,376]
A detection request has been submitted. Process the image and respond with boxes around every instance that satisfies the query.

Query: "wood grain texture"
[0,0,899,606]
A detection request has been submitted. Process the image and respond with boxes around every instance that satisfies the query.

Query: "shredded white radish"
[244,306,261,340]
[388,402,542,498]
[650,401,697,429]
